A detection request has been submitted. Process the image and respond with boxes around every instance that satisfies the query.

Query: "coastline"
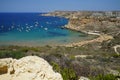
[0,34,96,47]
[64,34,113,47]
[43,11,119,47]
[63,24,113,47]
[0,11,118,47]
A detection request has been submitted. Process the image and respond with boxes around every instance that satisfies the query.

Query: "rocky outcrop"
[66,17,120,35]
[0,56,63,80]
[79,76,90,80]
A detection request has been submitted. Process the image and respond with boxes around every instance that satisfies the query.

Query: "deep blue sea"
[0,13,90,46]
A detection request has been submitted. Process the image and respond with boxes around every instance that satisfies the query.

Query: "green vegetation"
[0,48,26,59]
[61,68,77,80]
[51,61,77,80]
[51,61,61,73]
[90,74,118,80]
[69,55,75,60]
[0,42,120,80]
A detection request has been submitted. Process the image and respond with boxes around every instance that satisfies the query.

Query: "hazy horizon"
[0,0,120,12]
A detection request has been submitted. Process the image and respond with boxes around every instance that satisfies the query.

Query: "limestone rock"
[79,76,90,80]
[0,58,14,74]
[0,56,63,80]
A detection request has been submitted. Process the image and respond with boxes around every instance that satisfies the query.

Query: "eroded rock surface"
[0,56,63,80]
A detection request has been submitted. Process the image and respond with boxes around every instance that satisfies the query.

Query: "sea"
[0,13,91,46]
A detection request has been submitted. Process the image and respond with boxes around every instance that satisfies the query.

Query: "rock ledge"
[0,56,63,80]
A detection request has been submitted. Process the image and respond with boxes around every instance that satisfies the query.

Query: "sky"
[0,0,120,12]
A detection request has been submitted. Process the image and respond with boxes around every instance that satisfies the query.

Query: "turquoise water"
[0,13,90,46]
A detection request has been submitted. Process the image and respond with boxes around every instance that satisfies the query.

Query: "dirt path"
[113,45,120,55]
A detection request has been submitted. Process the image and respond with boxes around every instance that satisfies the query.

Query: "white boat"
[44,28,48,31]
[35,21,39,24]
[26,30,29,32]
[35,24,38,27]
[11,26,14,29]
[1,25,4,28]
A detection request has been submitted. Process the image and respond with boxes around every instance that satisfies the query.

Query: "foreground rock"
[0,56,63,80]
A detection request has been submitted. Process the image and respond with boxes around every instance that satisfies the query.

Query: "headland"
[44,11,120,47]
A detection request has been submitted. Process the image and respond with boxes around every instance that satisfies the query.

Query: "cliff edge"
[0,56,63,80]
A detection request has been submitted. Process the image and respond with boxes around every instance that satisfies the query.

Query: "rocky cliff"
[0,56,63,80]
[66,16,120,35]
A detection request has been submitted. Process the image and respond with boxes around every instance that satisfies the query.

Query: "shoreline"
[0,34,96,47]
[0,11,116,47]
[62,24,113,47]
[64,34,113,47]
[45,12,113,47]
[43,12,115,47]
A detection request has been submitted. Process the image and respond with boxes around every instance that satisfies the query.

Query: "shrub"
[90,74,117,80]
[69,55,75,60]
[61,68,78,80]
[112,54,120,58]
[51,61,61,73]
[50,61,78,80]
[0,51,26,59]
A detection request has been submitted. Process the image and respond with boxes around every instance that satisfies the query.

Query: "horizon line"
[0,10,120,13]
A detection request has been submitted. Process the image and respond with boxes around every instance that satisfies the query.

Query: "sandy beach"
[64,34,113,47]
